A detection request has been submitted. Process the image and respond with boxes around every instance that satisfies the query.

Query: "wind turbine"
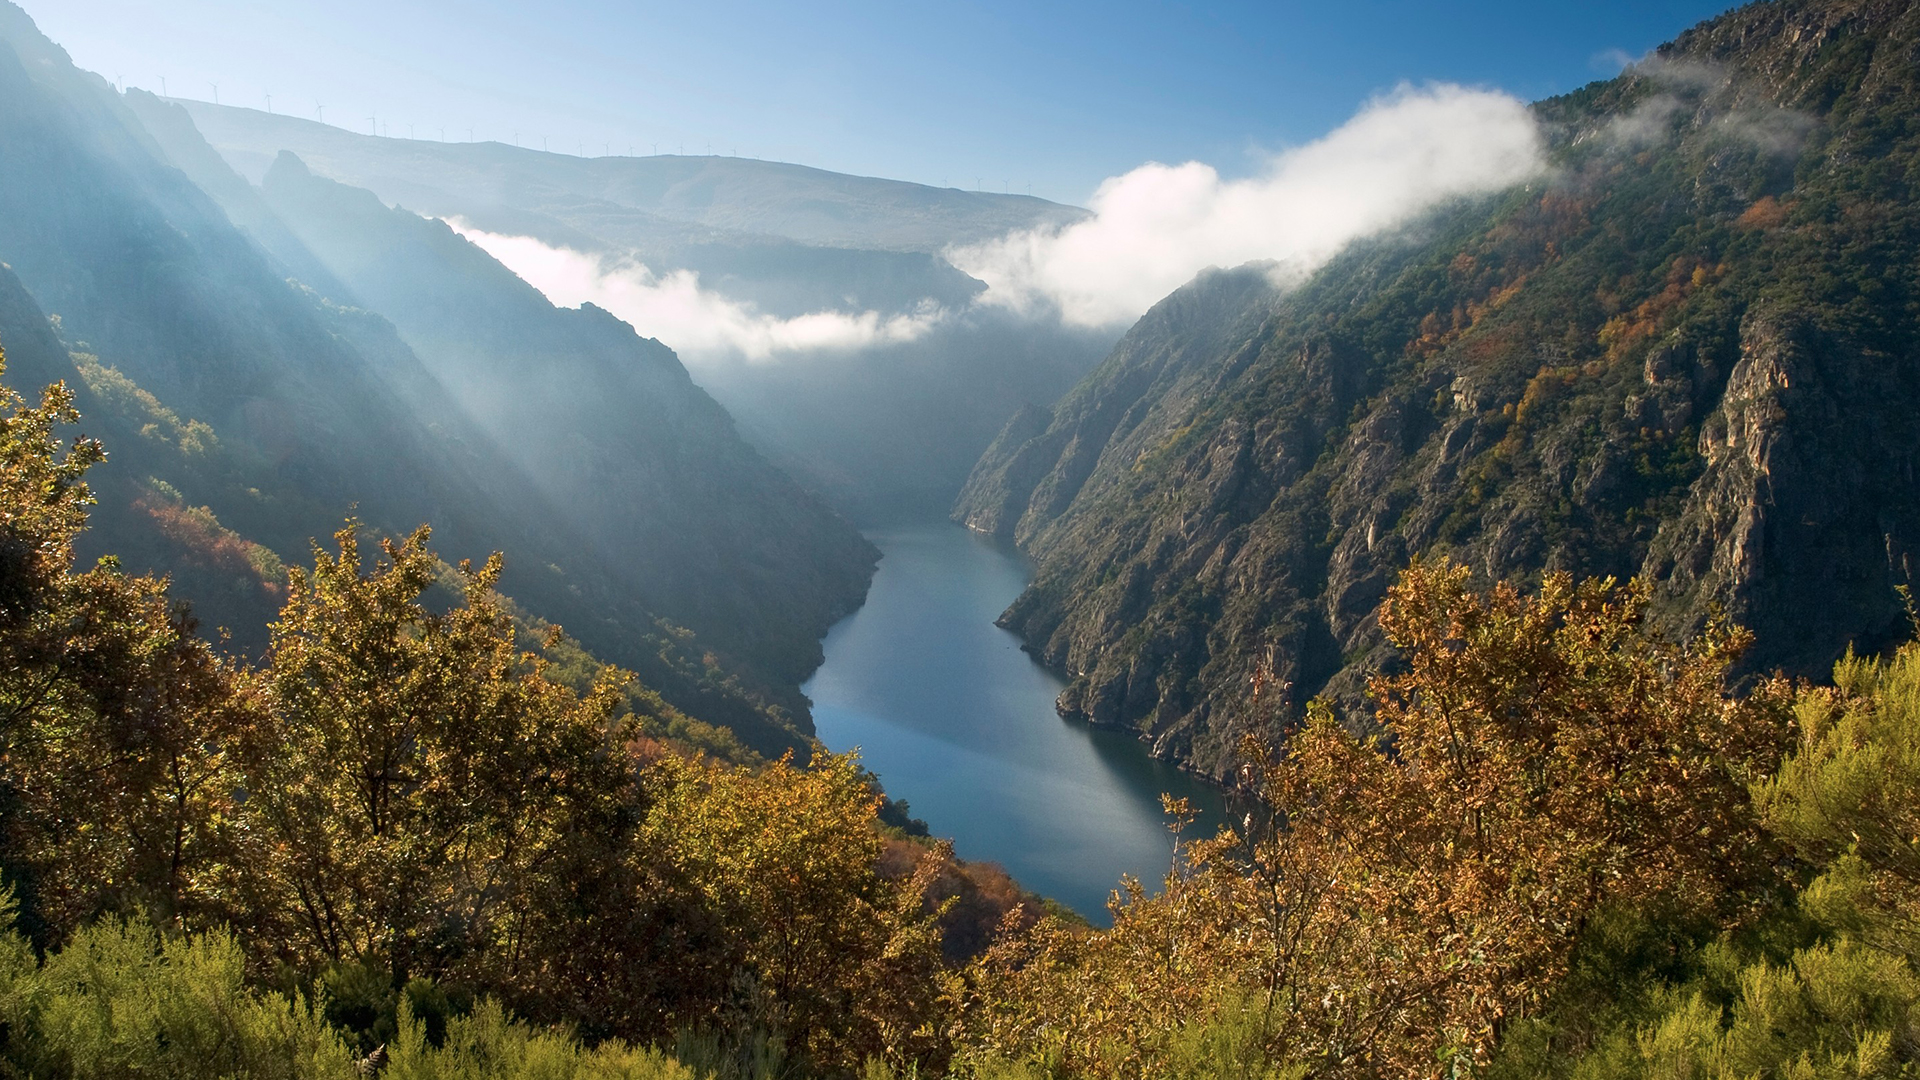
[316,103,325,122]
[158,75,166,96]
[542,135,548,151]
[439,127,445,142]
[652,142,658,155]
[367,116,376,135]
[264,92,272,113]
[209,82,218,104]
[468,128,474,142]
[408,123,414,139]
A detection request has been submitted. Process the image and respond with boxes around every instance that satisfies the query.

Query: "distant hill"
[171,100,1112,521]
[959,0,1920,779]
[176,101,1085,256]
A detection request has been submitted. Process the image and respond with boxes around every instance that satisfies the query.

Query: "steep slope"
[961,0,1920,779]
[0,2,856,755]
[242,148,875,681]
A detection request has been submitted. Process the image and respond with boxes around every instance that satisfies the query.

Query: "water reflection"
[804,523,1229,923]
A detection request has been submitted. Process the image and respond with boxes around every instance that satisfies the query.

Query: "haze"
[36,0,1728,203]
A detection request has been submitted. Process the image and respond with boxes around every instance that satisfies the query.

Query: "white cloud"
[949,83,1546,328]
[446,224,946,363]
[453,84,1544,352]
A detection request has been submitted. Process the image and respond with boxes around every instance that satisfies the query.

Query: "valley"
[2,0,1920,1075]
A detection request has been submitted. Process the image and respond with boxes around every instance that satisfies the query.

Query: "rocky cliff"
[959,0,1920,780]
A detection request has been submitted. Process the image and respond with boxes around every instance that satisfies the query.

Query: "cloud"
[447,224,946,363]
[456,83,1543,350]
[1594,57,1811,157]
[1591,48,1638,76]
[949,83,1546,328]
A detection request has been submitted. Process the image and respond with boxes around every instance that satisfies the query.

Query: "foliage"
[1756,644,1920,958]
[70,352,217,456]
[0,905,756,1079]
[953,560,1794,1079]
[644,752,954,1069]
[0,352,956,1074]
[239,522,634,989]
[0,351,259,940]
[1488,637,1920,1079]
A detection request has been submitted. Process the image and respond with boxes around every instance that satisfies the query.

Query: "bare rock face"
[957,0,1920,781]
[1644,309,1920,674]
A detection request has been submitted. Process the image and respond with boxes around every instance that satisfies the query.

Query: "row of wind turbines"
[134,71,739,159]
[121,73,1037,194]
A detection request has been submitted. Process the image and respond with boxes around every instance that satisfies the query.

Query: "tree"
[1757,638,1920,960]
[0,350,255,939]
[238,523,632,992]
[643,750,952,1069]
[1247,561,1793,1074]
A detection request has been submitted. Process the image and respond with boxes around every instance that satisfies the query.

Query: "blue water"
[803,522,1229,923]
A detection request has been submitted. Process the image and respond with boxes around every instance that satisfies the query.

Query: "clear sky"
[23,0,1736,204]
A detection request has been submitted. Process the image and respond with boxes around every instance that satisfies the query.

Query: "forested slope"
[960,0,1920,779]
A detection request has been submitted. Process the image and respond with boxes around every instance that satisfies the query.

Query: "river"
[803,522,1230,923]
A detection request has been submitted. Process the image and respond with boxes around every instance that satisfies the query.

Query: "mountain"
[0,0,871,756]
[129,98,878,685]
[169,100,1113,520]
[959,0,1920,780]
[172,103,1084,256]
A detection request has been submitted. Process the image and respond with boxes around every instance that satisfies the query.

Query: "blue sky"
[26,0,1734,204]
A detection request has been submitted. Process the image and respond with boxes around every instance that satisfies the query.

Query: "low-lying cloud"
[950,84,1547,328]
[1598,56,1812,158]
[449,225,946,363]
[457,84,1544,356]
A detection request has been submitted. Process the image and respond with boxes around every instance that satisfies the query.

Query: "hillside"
[128,97,880,685]
[0,0,869,755]
[959,0,1920,780]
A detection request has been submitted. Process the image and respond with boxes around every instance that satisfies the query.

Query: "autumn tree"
[1252,562,1793,1074]
[0,351,255,940]
[643,750,952,1069]
[238,523,633,993]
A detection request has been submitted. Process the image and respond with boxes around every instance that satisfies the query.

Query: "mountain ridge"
[173,99,1086,256]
